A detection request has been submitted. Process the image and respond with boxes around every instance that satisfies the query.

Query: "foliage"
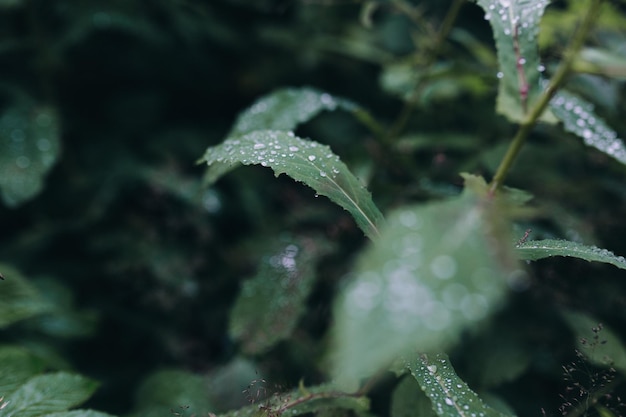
[2,1,626,417]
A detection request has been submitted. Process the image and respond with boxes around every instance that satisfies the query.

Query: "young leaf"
[229,87,357,137]
[0,264,54,328]
[474,0,553,123]
[331,189,520,385]
[201,130,384,239]
[0,101,61,207]
[561,310,626,374]
[549,89,626,165]
[516,239,626,270]
[405,353,513,417]
[0,372,99,417]
[229,235,333,354]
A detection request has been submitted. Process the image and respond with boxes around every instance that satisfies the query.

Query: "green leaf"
[0,372,99,417]
[474,0,554,123]
[561,310,626,374]
[391,376,436,417]
[0,346,46,395]
[201,130,384,240]
[549,89,626,166]
[133,369,214,417]
[229,87,357,137]
[39,411,117,417]
[516,239,626,270]
[405,353,513,417]
[0,101,61,207]
[331,189,519,385]
[230,235,333,354]
[0,264,54,328]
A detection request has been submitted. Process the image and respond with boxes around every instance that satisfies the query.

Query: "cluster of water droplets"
[481,0,549,38]
[230,87,356,137]
[413,354,489,417]
[550,90,626,164]
[343,202,508,344]
[0,104,60,206]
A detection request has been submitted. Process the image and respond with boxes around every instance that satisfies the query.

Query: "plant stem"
[562,376,622,417]
[387,0,465,140]
[489,0,605,194]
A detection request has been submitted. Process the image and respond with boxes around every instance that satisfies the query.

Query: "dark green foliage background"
[2,0,626,416]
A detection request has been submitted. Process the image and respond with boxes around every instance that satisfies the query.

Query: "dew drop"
[320,171,327,177]
[253,143,265,150]
[289,146,299,152]
[308,155,316,161]
[496,72,504,79]
[427,365,437,373]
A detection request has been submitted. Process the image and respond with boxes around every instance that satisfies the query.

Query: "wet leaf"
[549,89,626,166]
[0,101,61,207]
[516,239,626,270]
[0,372,98,417]
[331,188,519,385]
[201,131,384,240]
[474,0,554,123]
[229,87,357,137]
[405,353,512,417]
[561,310,626,374]
[229,235,333,354]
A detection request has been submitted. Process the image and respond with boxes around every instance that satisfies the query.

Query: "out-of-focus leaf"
[405,353,512,417]
[561,310,626,374]
[0,101,61,207]
[133,369,214,417]
[39,411,117,417]
[474,0,554,123]
[229,87,357,137]
[0,372,98,417]
[0,346,45,395]
[549,89,626,166]
[574,48,626,79]
[230,235,333,354]
[331,184,520,386]
[516,239,626,270]
[0,264,54,328]
[394,133,480,153]
[201,131,384,239]
[206,357,261,412]
[391,376,436,417]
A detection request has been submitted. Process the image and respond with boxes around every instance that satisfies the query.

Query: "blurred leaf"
[391,376,436,417]
[230,235,333,354]
[394,133,480,153]
[405,353,512,417]
[516,239,626,270]
[0,372,99,417]
[561,310,626,374]
[549,89,626,166]
[474,0,554,123]
[133,370,214,417]
[574,48,626,79]
[40,411,117,417]
[206,357,261,412]
[0,346,46,395]
[331,186,519,386]
[0,101,61,207]
[229,87,357,137]
[201,131,384,240]
[0,264,54,328]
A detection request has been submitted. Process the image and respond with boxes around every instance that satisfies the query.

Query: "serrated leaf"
[331,189,519,385]
[229,87,357,137]
[0,372,98,417]
[516,239,626,270]
[549,89,626,166]
[391,376,436,417]
[561,310,626,374]
[201,130,383,240]
[0,101,61,207]
[230,235,333,354]
[474,0,553,123]
[0,346,46,395]
[405,353,513,417]
[0,264,54,328]
[40,411,117,417]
